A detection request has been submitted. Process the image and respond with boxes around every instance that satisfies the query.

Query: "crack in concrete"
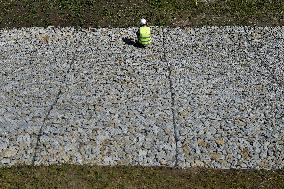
[162,27,180,167]
[31,50,77,165]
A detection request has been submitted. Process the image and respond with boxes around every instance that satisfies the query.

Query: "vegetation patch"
[0,0,283,28]
[0,165,284,188]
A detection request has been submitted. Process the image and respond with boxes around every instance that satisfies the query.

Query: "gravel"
[34,53,176,166]
[0,27,76,165]
[167,27,284,169]
[0,26,283,169]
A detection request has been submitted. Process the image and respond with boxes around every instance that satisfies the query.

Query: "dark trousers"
[136,31,146,48]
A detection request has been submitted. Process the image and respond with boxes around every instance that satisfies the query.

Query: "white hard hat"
[140,18,147,25]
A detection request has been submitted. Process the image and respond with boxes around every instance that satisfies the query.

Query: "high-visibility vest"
[138,26,151,45]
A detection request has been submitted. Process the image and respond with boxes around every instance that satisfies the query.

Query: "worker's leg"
[136,43,145,48]
[135,31,146,48]
[136,31,140,44]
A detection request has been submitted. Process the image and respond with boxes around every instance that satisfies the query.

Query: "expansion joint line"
[162,27,180,167]
[31,50,77,165]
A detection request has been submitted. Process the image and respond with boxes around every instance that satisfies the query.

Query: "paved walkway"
[0,27,283,169]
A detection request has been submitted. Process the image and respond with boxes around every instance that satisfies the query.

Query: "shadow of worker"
[122,37,145,48]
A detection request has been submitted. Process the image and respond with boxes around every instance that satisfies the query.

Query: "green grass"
[0,165,284,189]
[0,0,283,28]
[0,165,284,188]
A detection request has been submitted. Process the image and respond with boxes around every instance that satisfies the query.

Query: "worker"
[136,18,152,47]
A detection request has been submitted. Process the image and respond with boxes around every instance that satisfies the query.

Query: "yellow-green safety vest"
[138,26,151,45]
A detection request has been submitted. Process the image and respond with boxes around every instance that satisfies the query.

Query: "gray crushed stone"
[0,26,283,169]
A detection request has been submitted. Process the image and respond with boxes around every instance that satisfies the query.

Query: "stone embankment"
[0,26,283,169]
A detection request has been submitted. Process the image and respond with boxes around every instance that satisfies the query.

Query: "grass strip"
[0,165,284,188]
[0,0,283,28]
